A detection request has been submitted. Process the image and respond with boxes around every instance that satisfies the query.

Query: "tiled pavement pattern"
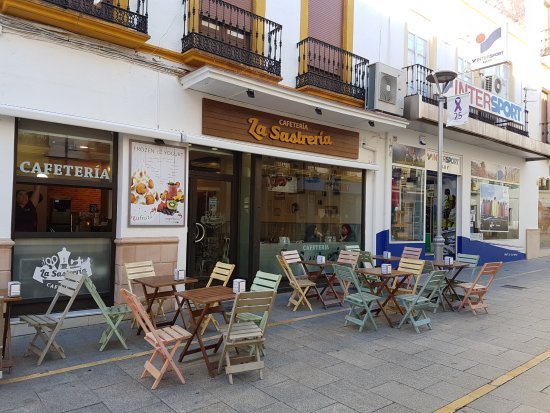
[2,257,550,412]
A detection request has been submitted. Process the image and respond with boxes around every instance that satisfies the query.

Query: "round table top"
[0,289,23,303]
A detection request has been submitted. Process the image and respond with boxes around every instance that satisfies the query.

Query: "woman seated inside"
[304,224,323,242]
[340,224,356,242]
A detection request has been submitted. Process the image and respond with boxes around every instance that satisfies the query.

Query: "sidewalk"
[2,258,550,413]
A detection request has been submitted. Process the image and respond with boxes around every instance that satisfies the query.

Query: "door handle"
[195,223,205,243]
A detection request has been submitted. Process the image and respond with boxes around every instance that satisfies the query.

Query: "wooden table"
[355,268,413,327]
[299,260,342,308]
[431,261,469,309]
[1,290,22,372]
[132,275,198,335]
[372,255,402,265]
[176,286,235,377]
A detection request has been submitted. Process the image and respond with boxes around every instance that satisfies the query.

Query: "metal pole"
[434,95,445,261]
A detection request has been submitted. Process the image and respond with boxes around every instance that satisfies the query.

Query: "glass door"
[187,177,233,284]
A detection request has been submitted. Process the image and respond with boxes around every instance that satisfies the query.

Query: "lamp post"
[426,70,457,261]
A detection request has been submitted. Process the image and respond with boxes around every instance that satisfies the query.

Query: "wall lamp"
[368,120,375,127]
[315,107,322,115]
[246,89,255,98]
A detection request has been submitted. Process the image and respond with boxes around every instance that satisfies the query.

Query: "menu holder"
[381,264,392,274]
[232,279,246,293]
[173,269,186,281]
[382,251,391,259]
[7,281,21,297]
[444,256,454,265]
[316,255,326,265]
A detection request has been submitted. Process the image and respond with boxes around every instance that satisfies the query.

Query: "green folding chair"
[333,264,382,332]
[396,270,447,333]
[84,276,132,351]
[454,253,480,283]
[236,270,282,326]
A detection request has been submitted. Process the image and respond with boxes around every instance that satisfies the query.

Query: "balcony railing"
[296,37,368,101]
[404,64,529,137]
[42,0,148,33]
[542,29,550,57]
[181,0,282,77]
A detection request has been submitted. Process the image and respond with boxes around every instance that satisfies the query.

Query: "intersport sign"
[446,79,524,126]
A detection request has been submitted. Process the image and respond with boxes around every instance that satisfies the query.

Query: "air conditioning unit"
[482,75,507,96]
[366,62,404,116]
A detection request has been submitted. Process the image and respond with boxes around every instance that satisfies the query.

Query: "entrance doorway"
[187,176,234,283]
[426,172,458,255]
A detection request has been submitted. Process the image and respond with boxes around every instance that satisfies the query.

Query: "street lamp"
[426,70,457,261]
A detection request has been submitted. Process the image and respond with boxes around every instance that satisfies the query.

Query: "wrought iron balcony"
[404,64,529,137]
[41,0,148,33]
[181,0,282,77]
[542,122,549,144]
[296,37,368,101]
[542,29,550,57]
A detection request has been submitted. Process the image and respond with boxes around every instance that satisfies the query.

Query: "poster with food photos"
[129,141,186,226]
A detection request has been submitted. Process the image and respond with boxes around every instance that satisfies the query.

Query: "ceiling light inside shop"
[211,147,218,151]
[79,145,89,149]
[37,173,48,178]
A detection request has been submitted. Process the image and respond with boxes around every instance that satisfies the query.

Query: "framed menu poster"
[129,141,186,226]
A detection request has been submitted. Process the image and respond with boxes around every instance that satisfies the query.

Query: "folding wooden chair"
[276,255,321,311]
[236,271,282,325]
[330,250,360,296]
[21,272,87,365]
[200,262,235,334]
[124,261,166,328]
[454,253,481,283]
[120,288,191,390]
[401,246,422,259]
[333,264,383,332]
[455,262,502,315]
[218,290,276,384]
[393,257,425,295]
[280,250,318,281]
[0,296,4,379]
[396,270,448,333]
[84,276,132,351]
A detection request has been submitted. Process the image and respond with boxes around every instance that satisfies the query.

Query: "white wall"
[266,0,300,88]
[0,116,15,239]
[145,0,185,52]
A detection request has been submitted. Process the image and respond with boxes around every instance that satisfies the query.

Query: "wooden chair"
[455,262,502,315]
[357,251,375,269]
[218,290,276,384]
[276,255,321,311]
[84,276,132,351]
[418,260,447,312]
[120,288,191,390]
[21,272,87,365]
[200,262,236,334]
[124,261,166,327]
[0,296,4,379]
[236,271,282,325]
[401,246,422,259]
[280,250,317,281]
[393,257,425,295]
[396,270,448,333]
[331,250,360,296]
[333,264,382,332]
[454,253,481,283]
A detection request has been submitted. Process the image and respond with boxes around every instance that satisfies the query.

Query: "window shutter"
[308,0,343,47]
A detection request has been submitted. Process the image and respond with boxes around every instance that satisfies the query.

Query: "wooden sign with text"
[202,99,359,159]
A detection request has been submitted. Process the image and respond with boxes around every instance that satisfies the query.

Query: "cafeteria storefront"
[186,99,373,283]
[12,119,116,314]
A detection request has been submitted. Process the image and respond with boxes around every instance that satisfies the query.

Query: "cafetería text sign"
[202,99,359,159]
[19,161,110,180]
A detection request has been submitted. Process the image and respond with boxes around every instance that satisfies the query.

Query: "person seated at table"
[340,224,356,242]
[304,224,323,242]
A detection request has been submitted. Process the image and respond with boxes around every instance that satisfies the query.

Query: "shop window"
[470,161,520,240]
[257,157,363,274]
[12,119,116,310]
[391,166,425,242]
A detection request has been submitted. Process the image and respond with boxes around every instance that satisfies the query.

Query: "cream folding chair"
[218,290,276,384]
[280,250,318,281]
[121,288,191,390]
[393,258,425,295]
[332,250,360,296]
[277,255,321,311]
[124,261,166,328]
[455,262,502,315]
[401,246,422,259]
[21,272,86,365]
[200,262,236,334]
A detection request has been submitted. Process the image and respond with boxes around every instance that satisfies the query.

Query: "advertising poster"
[480,183,509,232]
[392,143,425,167]
[129,141,186,226]
[471,160,520,184]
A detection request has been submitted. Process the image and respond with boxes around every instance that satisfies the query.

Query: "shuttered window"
[224,0,252,12]
[308,0,343,47]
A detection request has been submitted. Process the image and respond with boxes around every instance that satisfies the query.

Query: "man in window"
[15,185,41,232]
